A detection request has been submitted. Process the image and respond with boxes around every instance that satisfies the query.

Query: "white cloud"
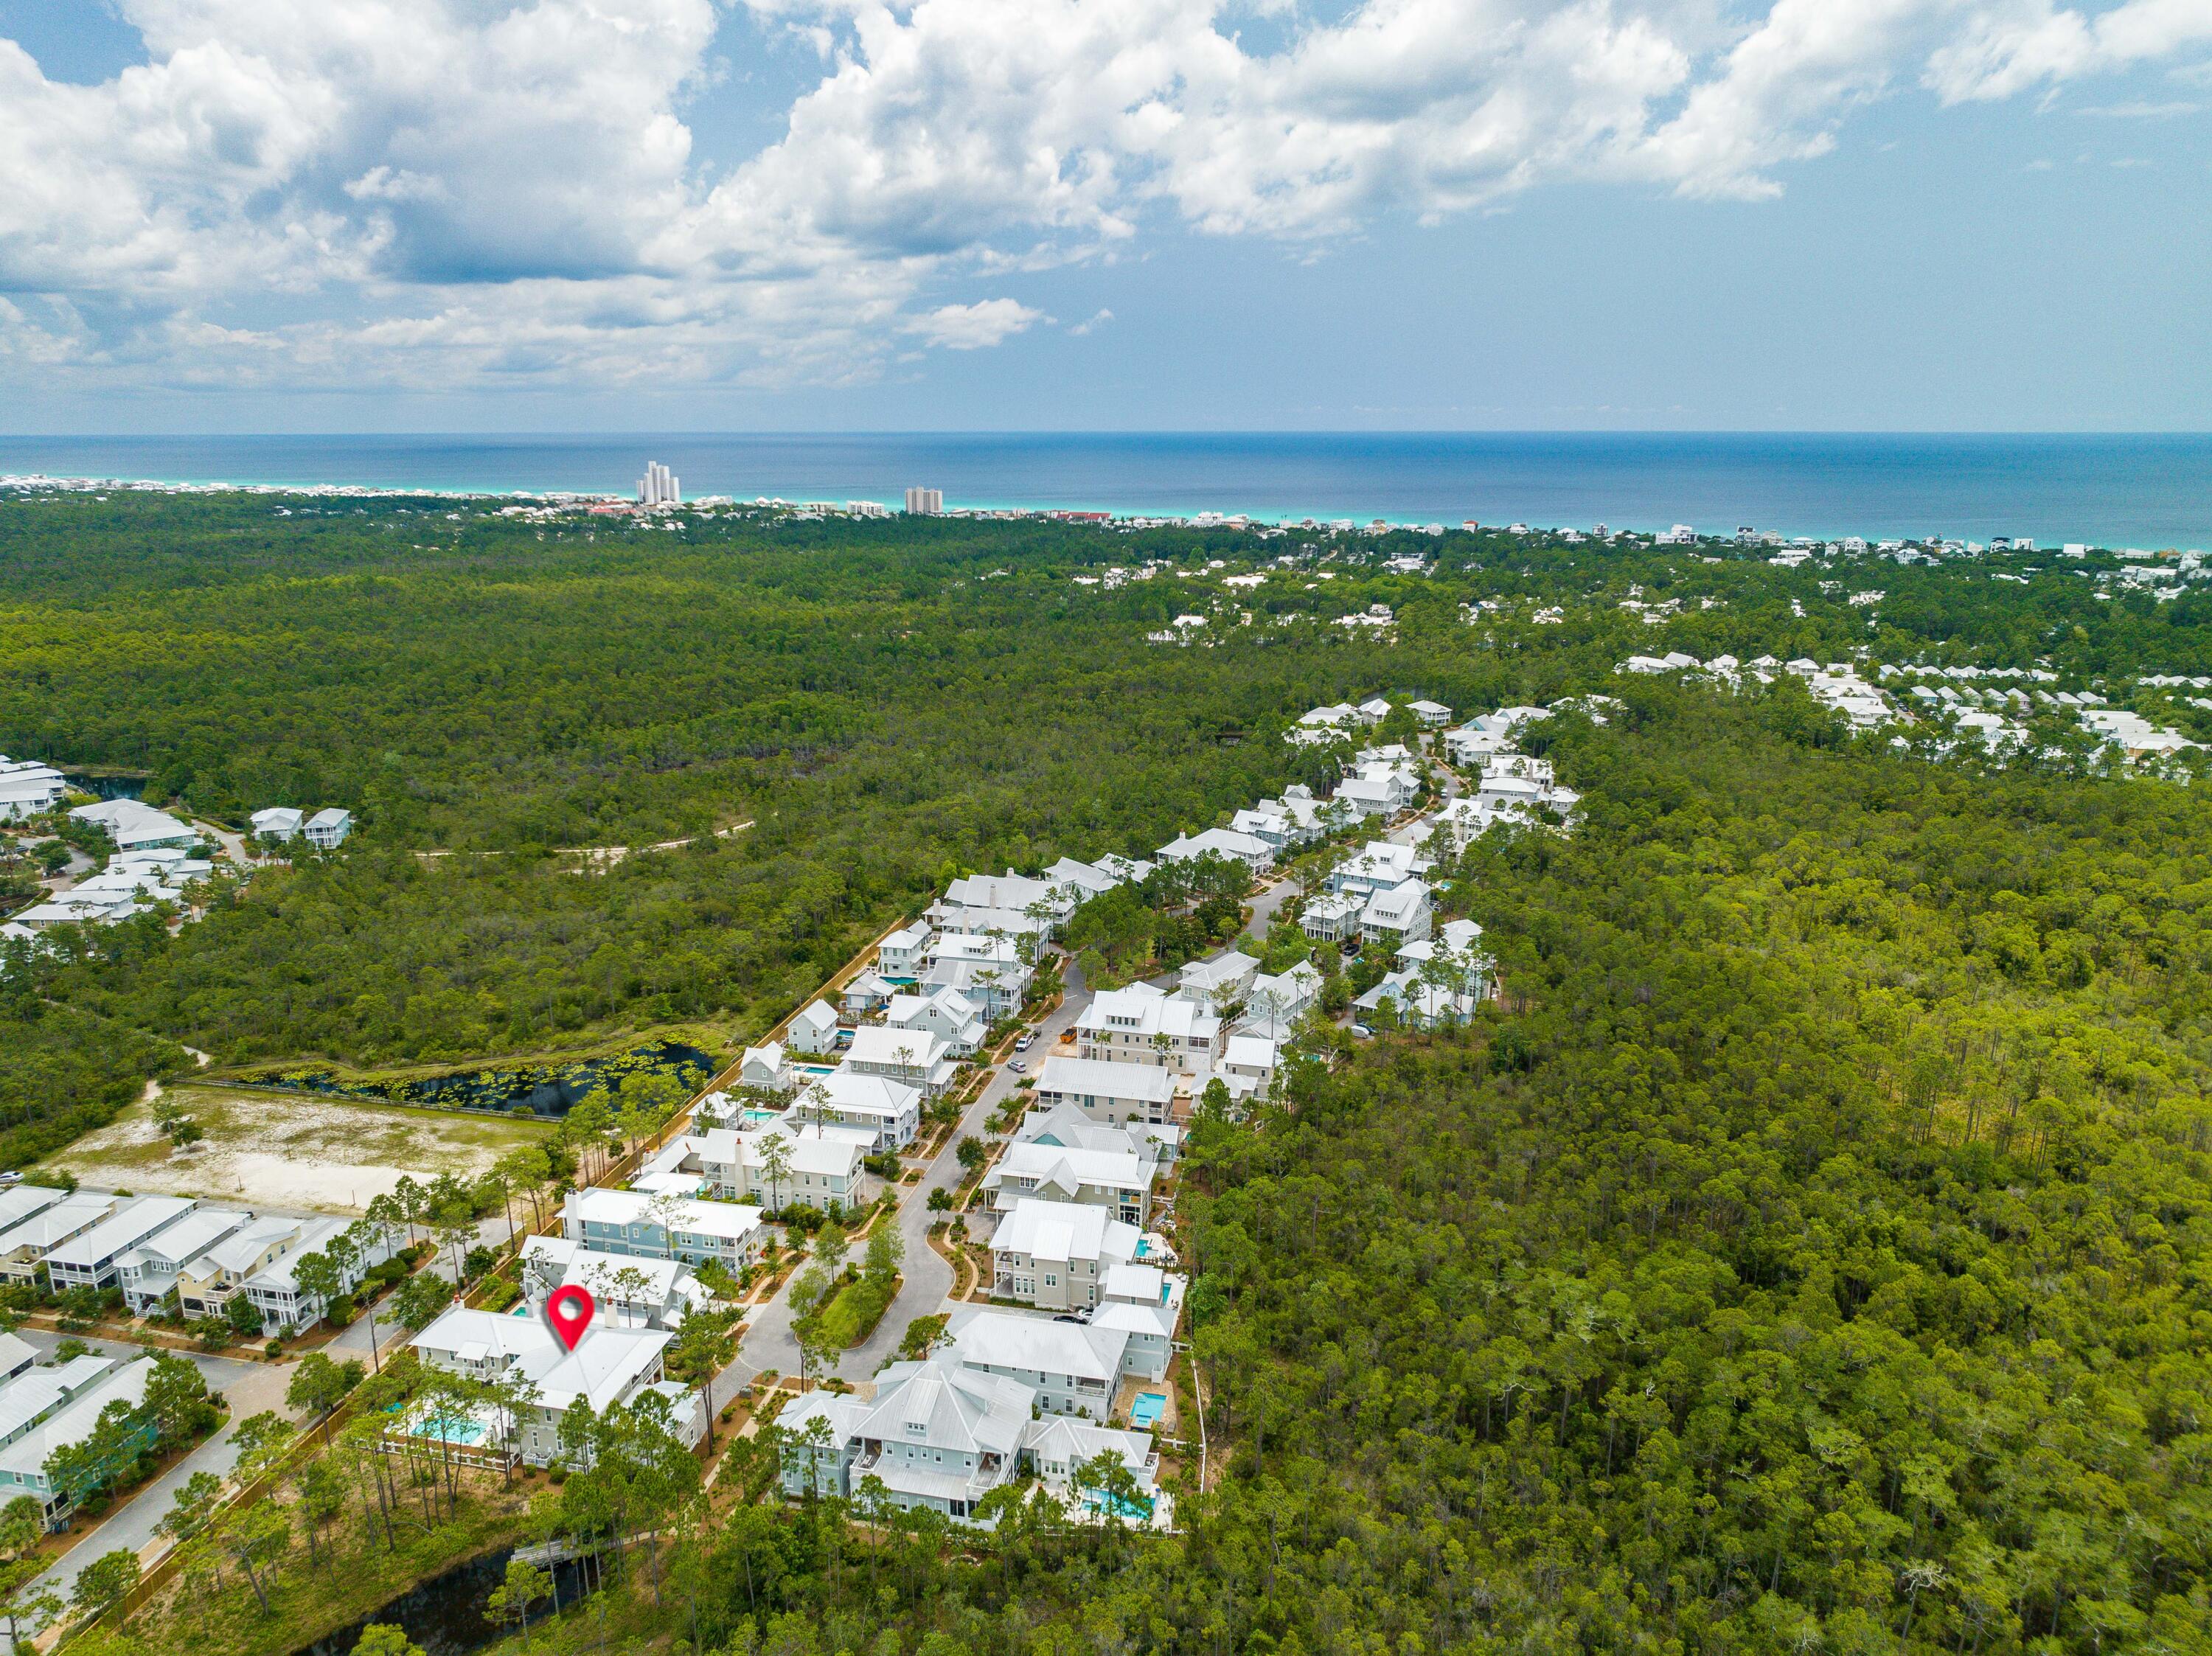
[1071,307,1115,335]
[1,0,2208,394]
[905,298,1049,348]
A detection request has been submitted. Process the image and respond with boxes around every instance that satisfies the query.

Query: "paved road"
[732,962,1095,1388]
[9,1329,294,1628]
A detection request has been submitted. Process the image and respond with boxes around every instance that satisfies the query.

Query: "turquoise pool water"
[1083,1488,1155,1520]
[1130,1393,1166,1428]
[742,1107,782,1124]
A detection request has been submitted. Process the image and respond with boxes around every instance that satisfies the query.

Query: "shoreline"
[5,427,2210,549]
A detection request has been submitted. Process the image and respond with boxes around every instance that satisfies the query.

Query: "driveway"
[5,1328,296,1636]
[732,961,1094,1388]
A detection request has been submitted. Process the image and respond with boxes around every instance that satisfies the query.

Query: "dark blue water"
[2,431,2208,546]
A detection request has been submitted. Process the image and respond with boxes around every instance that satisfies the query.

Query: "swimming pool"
[1082,1488,1155,1520]
[409,1413,487,1446]
[1129,1393,1166,1428]
[742,1107,783,1124]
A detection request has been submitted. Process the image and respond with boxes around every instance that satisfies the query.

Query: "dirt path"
[413,818,753,868]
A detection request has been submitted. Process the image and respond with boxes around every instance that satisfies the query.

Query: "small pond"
[246,1037,720,1120]
[292,1544,593,1656]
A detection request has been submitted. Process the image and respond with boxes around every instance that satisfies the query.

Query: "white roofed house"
[844,1023,961,1097]
[249,807,302,841]
[116,1206,251,1315]
[883,986,990,1057]
[1177,950,1259,1009]
[1032,1055,1178,1127]
[0,1186,64,1237]
[0,1355,158,1525]
[685,1121,880,1214]
[787,999,842,1055]
[0,764,66,822]
[1155,827,1274,873]
[1408,698,1453,726]
[411,1305,696,1467]
[792,1068,923,1150]
[175,1215,312,1318]
[875,922,935,981]
[1091,1264,1187,1382]
[564,1185,768,1269]
[947,1307,1130,1419]
[246,1214,400,1331]
[1239,960,1323,1029]
[1360,879,1433,950]
[990,1198,1140,1310]
[520,1235,707,1330]
[981,1140,1157,1227]
[1358,918,1493,1031]
[69,798,197,852]
[1356,696,1394,725]
[1297,888,1364,945]
[42,1195,195,1293]
[303,807,352,849]
[840,970,898,1020]
[1040,857,1127,902]
[1444,724,1511,766]
[922,932,1032,1017]
[1016,1102,1180,1169]
[1329,839,1425,897]
[776,1355,1030,1520]
[932,871,1075,936]
[1076,983,1222,1074]
[1220,1034,1279,1104]
[738,1040,793,1093]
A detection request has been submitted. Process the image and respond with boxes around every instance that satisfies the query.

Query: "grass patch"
[813,1274,900,1349]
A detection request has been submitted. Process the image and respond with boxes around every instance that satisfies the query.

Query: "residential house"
[303,807,352,849]
[1408,699,1453,726]
[0,1194,118,1285]
[0,1357,156,1525]
[1076,983,1221,1074]
[738,1040,793,1093]
[990,1198,1141,1310]
[981,1141,1156,1227]
[883,987,990,1057]
[778,1356,1031,1520]
[245,1216,398,1331]
[787,1000,841,1056]
[249,807,302,841]
[1177,951,1258,1009]
[874,922,935,980]
[840,970,898,1020]
[411,1307,697,1467]
[1220,1034,1279,1102]
[844,1024,961,1096]
[0,1187,64,1235]
[0,762,66,821]
[777,1352,1165,1527]
[1298,888,1365,945]
[0,1332,32,1384]
[793,1069,922,1150]
[1015,1102,1180,1169]
[0,1354,116,1461]
[1155,827,1273,872]
[520,1236,707,1330]
[947,1309,1130,1419]
[933,871,1077,933]
[683,1121,878,1214]
[1328,840,1426,897]
[116,1206,251,1315]
[921,933,1031,1017]
[563,1186,768,1270]
[175,1215,313,1318]
[69,799,197,852]
[1239,961,1322,1028]
[1091,1264,1186,1382]
[1359,879,1433,949]
[42,1196,195,1293]
[1032,1056,1178,1127]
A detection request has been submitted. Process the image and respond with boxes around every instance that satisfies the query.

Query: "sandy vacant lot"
[43,1086,552,1214]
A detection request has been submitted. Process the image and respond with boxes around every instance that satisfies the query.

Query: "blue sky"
[1,0,2208,434]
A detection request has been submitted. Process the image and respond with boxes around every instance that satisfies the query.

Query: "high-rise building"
[639,462,681,507]
[904,486,943,515]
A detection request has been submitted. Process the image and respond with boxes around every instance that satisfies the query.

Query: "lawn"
[813,1274,900,1349]
[41,1085,551,1214]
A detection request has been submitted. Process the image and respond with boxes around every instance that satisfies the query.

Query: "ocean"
[1,431,2207,548]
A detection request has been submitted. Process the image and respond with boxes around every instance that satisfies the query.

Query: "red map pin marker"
[546,1284,595,1352]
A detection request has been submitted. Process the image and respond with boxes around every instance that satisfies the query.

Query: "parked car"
[1008,1060,1026,1073]
[1015,1032,1034,1051]
[1349,1023,1374,1040]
